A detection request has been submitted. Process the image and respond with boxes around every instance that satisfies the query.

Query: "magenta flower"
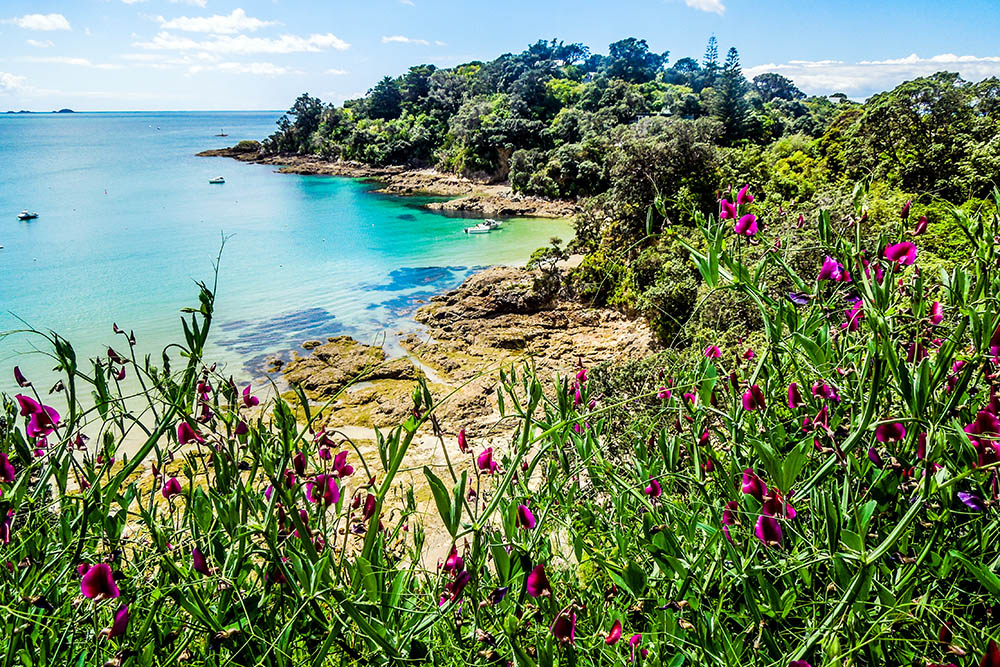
[762,490,797,520]
[719,199,737,220]
[15,394,61,439]
[737,185,754,205]
[306,474,340,504]
[811,381,839,402]
[551,609,576,645]
[516,504,536,529]
[1,511,12,545]
[477,448,498,474]
[930,301,944,325]
[629,633,648,662]
[884,242,917,266]
[741,469,767,502]
[234,420,249,436]
[754,514,783,547]
[242,384,259,408]
[868,447,885,468]
[161,476,182,499]
[842,302,863,332]
[657,387,671,400]
[177,421,204,445]
[526,564,552,598]
[787,383,803,409]
[102,605,129,640]
[644,476,662,498]
[900,200,911,220]
[457,428,469,453]
[912,215,928,235]
[81,563,120,600]
[440,569,471,605]
[443,545,464,573]
[704,345,721,358]
[818,256,847,282]
[192,547,212,576]
[789,662,813,667]
[722,500,738,543]
[606,619,623,645]
[875,422,906,444]
[735,213,758,236]
[0,453,15,484]
[742,384,766,412]
[13,366,30,387]
[331,450,354,478]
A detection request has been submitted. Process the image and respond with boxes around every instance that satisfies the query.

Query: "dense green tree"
[606,38,669,83]
[711,47,750,144]
[753,72,805,102]
[366,76,403,120]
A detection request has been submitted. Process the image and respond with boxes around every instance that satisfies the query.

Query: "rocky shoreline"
[277,266,655,440]
[197,146,578,218]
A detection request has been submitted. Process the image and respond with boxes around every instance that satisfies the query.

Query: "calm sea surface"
[0,111,573,394]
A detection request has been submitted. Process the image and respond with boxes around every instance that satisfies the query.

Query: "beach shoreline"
[196,146,579,219]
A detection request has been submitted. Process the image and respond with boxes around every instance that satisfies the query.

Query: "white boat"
[483,218,503,229]
[17,210,39,221]
[464,222,492,234]
[209,176,225,184]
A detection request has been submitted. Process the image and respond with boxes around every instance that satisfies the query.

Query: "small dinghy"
[209,176,225,184]
[18,210,39,221]
[464,222,492,234]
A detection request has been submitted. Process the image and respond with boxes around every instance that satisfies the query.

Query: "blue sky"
[2,0,999,110]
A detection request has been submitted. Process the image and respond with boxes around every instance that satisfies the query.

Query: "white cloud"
[326,68,348,75]
[684,0,725,14]
[26,39,54,48]
[1,71,26,93]
[21,56,123,70]
[157,8,277,34]
[190,61,299,75]
[382,35,443,46]
[134,31,349,54]
[170,0,209,6]
[746,53,1000,97]
[3,13,72,31]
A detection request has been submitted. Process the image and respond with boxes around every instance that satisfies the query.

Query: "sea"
[0,111,573,396]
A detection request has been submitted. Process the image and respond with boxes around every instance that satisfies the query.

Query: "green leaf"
[423,466,454,537]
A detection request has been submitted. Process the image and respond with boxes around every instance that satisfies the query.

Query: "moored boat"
[464,222,492,234]
[17,210,39,221]
[209,176,225,184]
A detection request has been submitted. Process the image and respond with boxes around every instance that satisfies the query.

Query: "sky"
[1,0,1000,111]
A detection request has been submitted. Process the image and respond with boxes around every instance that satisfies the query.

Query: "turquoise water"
[0,112,573,394]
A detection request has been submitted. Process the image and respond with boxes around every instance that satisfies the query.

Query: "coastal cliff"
[197,146,578,218]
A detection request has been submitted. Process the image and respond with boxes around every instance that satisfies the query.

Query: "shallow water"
[0,111,573,394]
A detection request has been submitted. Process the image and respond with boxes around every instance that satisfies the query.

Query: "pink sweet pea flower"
[735,213,758,236]
[704,345,721,358]
[101,605,129,640]
[842,302,864,332]
[0,453,15,484]
[1,511,12,545]
[477,448,498,474]
[177,421,204,445]
[875,422,906,444]
[789,662,813,667]
[242,384,259,408]
[13,367,30,388]
[754,514,782,547]
[161,476,182,499]
[306,474,340,504]
[629,633,648,662]
[930,301,944,325]
[818,256,848,282]
[787,383,803,409]
[719,199,737,220]
[457,428,469,453]
[81,563,120,600]
[741,469,767,502]
[606,619,623,645]
[516,504,536,529]
[737,185,754,205]
[192,547,212,576]
[644,476,662,498]
[884,242,917,266]
[443,545,464,573]
[742,384,766,412]
[911,215,928,235]
[551,609,576,645]
[900,200,911,221]
[526,564,552,598]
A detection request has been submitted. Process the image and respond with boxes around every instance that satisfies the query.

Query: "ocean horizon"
[0,110,573,395]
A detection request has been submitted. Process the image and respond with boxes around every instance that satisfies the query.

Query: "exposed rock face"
[196,150,578,219]
[282,336,420,397]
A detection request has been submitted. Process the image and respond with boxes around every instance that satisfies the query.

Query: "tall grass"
[2,188,999,666]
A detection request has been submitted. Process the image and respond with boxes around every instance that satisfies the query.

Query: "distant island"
[3,108,74,114]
